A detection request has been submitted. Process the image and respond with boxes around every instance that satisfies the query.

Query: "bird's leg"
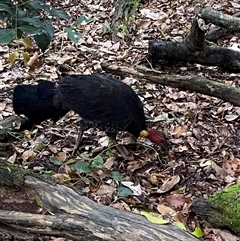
[72,120,89,156]
[72,128,83,156]
[108,133,130,159]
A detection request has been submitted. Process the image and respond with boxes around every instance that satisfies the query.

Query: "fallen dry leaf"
[161,194,191,210]
[157,175,180,194]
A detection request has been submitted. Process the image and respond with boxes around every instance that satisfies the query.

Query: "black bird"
[13,80,68,129]
[13,74,165,158]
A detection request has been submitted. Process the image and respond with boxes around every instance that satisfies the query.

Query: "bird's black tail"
[13,81,69,127]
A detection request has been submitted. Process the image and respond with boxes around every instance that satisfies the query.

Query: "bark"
[198,7,240,31]
[205,12,240,42]
[110,0,140,41]
[101,63,240,107]
[192,183,240,235]
[0,160,199,241]
[149,7,240,72]
[149,40,240,72]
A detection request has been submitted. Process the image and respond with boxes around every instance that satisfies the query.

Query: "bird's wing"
[57,75,135,130]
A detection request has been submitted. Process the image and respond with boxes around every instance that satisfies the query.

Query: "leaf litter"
[0,0,240,240]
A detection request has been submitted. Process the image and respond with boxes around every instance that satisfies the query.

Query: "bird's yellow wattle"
[140,130,149,137]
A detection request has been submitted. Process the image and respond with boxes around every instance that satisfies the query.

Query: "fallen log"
[149,7,240,72]
[192,182,240,236]
[205,12,240,42]
[149,40,240,72]
[101,63,240,107]
[0,160,199,241]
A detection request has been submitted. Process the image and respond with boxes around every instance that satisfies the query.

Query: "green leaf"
[20,37,34,48]
[34,21,54,52]
[16,10,27,28]
[117,186,132,197]
[192,227,204,238]
[141,211,169,224]
[0,3,14,15]
[112,171,124,182]
[75,16,86,25]
[106,150,114,157]
[43,170,53,175]
[0,28,16,45]
[173,221,186,230]
[49,8,70,20]
[65,27,82,45]
[19,17,43,27]
[49,156,62,166]
[102,21,111,35]
[75,16,94,25]
[21,51,30,66]
[75,161,92,173]
[0,0,13,3]
[18,25,44,35]
[45,21,54,39]
[9,52,17,65]
[91,155,105,169]
[26,1,51,12]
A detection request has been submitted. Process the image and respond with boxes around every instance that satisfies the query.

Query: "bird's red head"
[140,128,166,146]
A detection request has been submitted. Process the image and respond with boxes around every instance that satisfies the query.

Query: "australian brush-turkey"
[13,74,165,158]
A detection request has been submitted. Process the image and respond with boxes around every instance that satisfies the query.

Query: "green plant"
[65,15,94,45]
[0,0,70,52]
[74,155,125,183]
[74,155,106,174]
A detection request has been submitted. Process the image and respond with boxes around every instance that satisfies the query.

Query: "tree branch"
[101,63,240,107]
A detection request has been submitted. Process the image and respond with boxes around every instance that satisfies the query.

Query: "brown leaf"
[94,184,116,197]
[27,52,38,69]
[21,149,36,162]
[55,152,67,162]
[172,125,188,138]
[161,194,191,209]
[157,175,180,194]
[136,20,152,29]
[7,153,17,163]
[156,203,176,216]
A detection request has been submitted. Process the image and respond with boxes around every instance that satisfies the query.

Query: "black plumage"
[55,74,146,137]
[13,74,165,157]
[13,80,68,125]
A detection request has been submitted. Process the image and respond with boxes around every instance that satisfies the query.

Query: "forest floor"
[0,0,240,240]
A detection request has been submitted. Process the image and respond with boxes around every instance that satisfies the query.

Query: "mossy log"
[149,7,240,72]
[0,160,199,241]
[192,183,240,235]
